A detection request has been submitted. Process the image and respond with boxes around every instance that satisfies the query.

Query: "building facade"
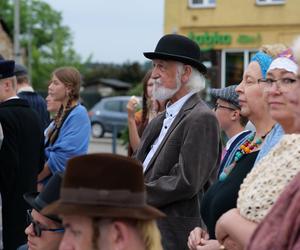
[0,20,13,60]
[164,0,300,88]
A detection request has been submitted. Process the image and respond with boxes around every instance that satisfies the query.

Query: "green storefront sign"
[188,32,261,48]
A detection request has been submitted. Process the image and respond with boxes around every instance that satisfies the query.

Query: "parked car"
[88,96,141,138]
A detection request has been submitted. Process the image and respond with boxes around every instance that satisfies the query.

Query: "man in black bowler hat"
[134,34,221,249]
[0,59,44,249]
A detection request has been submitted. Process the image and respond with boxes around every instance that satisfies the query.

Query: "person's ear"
[65,85,72,96]
[231,110,239,121]
[110,221,130,250]
[3,79,10,89]
[181,65,192,84]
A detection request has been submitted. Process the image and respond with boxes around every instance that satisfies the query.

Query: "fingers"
[127,99,137,114]
[127,97,140,112]
[187,227,208,250]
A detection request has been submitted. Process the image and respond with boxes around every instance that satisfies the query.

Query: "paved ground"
[88,133,127,155]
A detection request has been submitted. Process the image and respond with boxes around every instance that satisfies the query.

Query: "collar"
[17,86,34,93]
[4,96,19,102]
[165,91,196,118]
[226,130,250,150]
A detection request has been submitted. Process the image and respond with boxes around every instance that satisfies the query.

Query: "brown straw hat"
[42,153,165,220]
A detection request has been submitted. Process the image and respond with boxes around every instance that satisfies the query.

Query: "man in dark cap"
[15,63,50,129]
[0,60,44,249]
[133,34,221,249]
[43,153,165,250]
[210,85,251,178]
[17,173,64,250]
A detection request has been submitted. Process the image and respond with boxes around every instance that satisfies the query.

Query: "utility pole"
[14,0,21,63]
[27,0,32,83]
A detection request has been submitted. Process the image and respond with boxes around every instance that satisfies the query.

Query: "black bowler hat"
[24,173,63,223]
[144,34,207,74]
[0,60,15,80]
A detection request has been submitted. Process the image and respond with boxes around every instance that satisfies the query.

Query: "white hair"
[176,63,206,93]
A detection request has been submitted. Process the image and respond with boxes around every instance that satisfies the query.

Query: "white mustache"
[153,78,161,86]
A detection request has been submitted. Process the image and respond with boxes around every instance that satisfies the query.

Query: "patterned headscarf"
[251,52,273,78]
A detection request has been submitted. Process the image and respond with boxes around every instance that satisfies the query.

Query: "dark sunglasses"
[27,209,64,237]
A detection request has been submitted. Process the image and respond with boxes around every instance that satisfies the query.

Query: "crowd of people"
[0,32,300,250]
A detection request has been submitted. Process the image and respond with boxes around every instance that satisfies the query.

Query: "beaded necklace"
[219,132,265,181]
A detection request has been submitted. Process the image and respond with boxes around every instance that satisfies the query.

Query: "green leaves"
[1,0,85,90]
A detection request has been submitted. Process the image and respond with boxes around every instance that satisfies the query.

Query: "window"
[256,0,285,5]
[221,49,258,87]
[188,0,216,8]
[104,101,120,112]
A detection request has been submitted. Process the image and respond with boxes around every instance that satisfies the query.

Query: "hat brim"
[24,192,62,223]
[144,52,207,75]
[24,192,41,212]
[42,200,166,220]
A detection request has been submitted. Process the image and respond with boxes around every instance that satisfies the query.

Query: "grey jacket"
[135,93,221,250]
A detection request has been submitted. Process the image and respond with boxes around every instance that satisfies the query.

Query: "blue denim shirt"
[255,123,284,164]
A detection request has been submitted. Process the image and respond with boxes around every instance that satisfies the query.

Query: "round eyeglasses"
[27,209,64,237]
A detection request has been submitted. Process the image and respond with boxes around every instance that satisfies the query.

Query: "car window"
[120,101,128,113]
[104,100,120,112]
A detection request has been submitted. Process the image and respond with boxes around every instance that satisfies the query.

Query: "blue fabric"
[218,130,253,178]
[255,123,284,164]
[45,104,91,175]
[17,243,28,250]
[251,52,273,78]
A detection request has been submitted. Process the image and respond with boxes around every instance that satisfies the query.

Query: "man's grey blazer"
[134,93,221,250]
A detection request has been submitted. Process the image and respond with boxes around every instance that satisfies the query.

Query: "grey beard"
[152,80,181,101]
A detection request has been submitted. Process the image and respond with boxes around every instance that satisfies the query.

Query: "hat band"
[61,188,146,207]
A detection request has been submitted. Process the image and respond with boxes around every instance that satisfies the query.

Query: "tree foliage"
[0,0,86,90]
[0,0,152,93]
[84,61,147,87]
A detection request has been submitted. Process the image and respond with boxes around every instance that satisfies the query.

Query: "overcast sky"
[43,0,165,64]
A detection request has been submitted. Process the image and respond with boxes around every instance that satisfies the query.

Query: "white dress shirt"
[143,92,195,172]
[225,130,250,150]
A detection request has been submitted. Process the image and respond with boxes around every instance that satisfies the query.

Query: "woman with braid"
[127,69,165,156]
[38,67,91,187]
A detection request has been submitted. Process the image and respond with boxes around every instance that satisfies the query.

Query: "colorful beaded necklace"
[219,132,263,181]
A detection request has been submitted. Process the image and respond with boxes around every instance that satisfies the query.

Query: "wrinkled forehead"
[243,61,262,79]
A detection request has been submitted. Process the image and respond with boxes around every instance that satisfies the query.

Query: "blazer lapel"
[136,113,165,162]
[144,93,200,174]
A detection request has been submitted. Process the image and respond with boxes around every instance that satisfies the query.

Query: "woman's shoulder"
[69,104,89,118]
